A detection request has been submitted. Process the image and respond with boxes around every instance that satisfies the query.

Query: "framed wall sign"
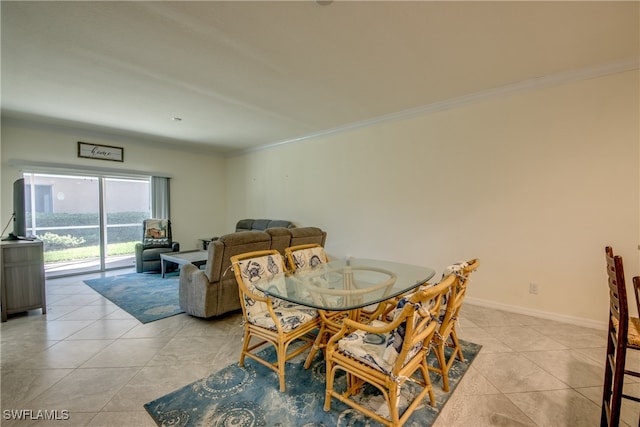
[78,142,124,162]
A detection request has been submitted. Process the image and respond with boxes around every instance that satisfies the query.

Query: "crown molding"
[233,57,639,157]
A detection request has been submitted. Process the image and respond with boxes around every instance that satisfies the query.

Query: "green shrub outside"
[28,211,147,227]
[29,211,148,250]
[29,212,148,261]
[39,232,86,251]
[44,242,138,263]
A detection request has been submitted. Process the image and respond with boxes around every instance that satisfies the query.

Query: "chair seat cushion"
[141,247,174,261]
[248,301,318,332]
[339,292,437,374]
[611,316,640,348]
[337,319,421,375]
[237,253,318,332]
[427,261,470,321]
[383,261,469,323]
[440,261,469,309]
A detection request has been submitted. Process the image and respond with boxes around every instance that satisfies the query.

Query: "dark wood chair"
[601,247,640,427]
[633,275,640,318]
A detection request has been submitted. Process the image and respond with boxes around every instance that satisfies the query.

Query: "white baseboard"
[465,296,608,331]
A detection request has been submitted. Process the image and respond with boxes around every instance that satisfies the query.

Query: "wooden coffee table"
[160,250,208,278]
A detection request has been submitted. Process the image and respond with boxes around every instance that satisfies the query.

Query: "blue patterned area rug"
[144,339,482,426]
[83,272,183,323]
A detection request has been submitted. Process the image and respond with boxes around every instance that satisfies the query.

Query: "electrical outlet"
[529,282,539,295]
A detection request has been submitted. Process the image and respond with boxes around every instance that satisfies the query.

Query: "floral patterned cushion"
[436,261,470,320]
[385,295,434,364]
[290,247,330,302]
[237,254,318,332]
[444,261,470,277]
[382,261,469,323]
[337,320,397,373]
[249,300,319,332]
[338,296,432,374]
[290,247,327,271]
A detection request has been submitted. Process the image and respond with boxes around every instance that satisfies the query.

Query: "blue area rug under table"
[144,339,482,426]
[83,272,183,323]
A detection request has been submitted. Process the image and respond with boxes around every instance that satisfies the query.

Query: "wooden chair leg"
[324,363,336,411]
[450,328,465,362]
[420,362,436,405]
[277,341,287,392]
[304,325,325,368]
[437,344,450,392]
[239,329,251,366]
[388,381,400,426]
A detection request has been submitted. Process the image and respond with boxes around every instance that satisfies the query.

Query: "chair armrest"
[135,243,144,273]
[342,317,400,334]
[171,242,180,252]
[327,310,410,351]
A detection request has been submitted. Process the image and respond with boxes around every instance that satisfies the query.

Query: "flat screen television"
[2,178,29,241]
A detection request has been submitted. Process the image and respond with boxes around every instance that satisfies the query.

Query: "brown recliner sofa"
[179,226,327,318]
[234,218,295,232]
[202,218,296,249]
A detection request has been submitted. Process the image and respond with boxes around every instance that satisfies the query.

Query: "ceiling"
[2,1,638,155]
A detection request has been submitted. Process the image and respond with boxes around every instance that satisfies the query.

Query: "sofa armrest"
[179,264,213,318]
[205,239,224,283]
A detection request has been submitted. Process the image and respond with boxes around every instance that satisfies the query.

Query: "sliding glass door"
[23,172,150,277]
[103,177,150,269]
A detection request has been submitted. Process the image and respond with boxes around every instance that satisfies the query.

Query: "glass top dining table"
[253,258,436,311]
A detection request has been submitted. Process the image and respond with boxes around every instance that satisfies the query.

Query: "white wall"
[2,70,637,326]
[0,122,228,250]
[226,70,640,325]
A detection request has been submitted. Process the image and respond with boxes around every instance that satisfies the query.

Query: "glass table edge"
[255,265,436,311]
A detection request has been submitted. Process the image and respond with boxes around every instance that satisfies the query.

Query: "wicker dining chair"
[230,249,319,392]
[428,258,480,392]
[601,246,640,427]
[323,273,455,427]
[284,243,349,368]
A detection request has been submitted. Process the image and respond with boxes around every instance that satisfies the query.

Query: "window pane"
[26,173,101,276]
[104,177,150,267]
[24,172,151,277]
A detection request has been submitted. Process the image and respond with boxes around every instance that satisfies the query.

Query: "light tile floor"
[1,268,639,426]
